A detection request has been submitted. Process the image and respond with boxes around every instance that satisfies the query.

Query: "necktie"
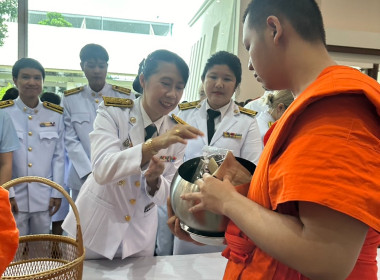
[207,109,221,144]
[145,124,157,141]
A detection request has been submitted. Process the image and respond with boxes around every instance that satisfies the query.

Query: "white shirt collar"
[205,99,232,119]
[139,98,165,133]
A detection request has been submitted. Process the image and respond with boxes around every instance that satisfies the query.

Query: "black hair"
[2,87,19,101]
[243,0,326,45]
[201,51,242,88]
[80,44,109,63]
[132,59,144,94]
[12,58,45,80]
[133,49,189,94]
[40,92,61,105]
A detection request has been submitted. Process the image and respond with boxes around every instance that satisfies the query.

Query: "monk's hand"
[145,156,165,195]
[9,197,19,213]
[49,198,62,216]
[167,197,204,245]
[181,173,235,216]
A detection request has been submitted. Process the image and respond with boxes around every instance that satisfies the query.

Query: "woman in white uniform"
[62,49,203,260]
[255,89,293,142]
[169,51,263,255]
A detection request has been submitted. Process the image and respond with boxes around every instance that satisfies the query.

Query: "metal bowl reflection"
[170,156,256,240]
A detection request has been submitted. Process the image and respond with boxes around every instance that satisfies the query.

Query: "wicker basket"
[1,176,85,280]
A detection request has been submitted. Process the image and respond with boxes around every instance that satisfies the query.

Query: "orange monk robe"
[0,187,19,276]
[222,66,380,280]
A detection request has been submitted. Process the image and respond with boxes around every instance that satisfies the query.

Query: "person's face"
[13,68,43,100]
[81,58,108,90]
[141,62,185,122]
[243,16,270,86]
[203,64,237,110]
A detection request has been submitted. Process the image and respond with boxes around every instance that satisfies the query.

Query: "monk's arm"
[222,192,367,280]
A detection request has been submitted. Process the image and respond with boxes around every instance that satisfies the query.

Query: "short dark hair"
[243,0,326,45]
[2,87,19,101]
[201,51,242,88]
[12,58,45,80]
[133,49,189,94]
[80,44,109,62]
[40,92,61,105]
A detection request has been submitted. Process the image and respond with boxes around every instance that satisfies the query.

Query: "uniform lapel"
[195,101,208,145]
[128,98,144,147]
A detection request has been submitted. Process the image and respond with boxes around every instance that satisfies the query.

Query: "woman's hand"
[142,124,203,166]
[181,173,237,216]
[145,156,165,195]
[155,124,204,150]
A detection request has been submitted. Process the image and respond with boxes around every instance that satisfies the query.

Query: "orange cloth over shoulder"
[0,186,18,276]
[222,66,380,279]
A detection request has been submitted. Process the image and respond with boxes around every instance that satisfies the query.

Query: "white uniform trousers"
[155,204,174,256]
[15,211,51,236]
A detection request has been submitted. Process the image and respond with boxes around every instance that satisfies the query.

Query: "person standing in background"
[167,51,262,256]
[62,43,135,201]
[255,89,293,141]
[3,58,64,236]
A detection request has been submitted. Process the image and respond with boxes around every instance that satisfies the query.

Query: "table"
[83,253,228,280]
[83,249,380,279]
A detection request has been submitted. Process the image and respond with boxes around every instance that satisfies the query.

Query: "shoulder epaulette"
[238,106,257,117]
[112,85,131,95]
[0,100,15,109]
[171,114,188,125]
[64,86,83,96]
[178,100,201,110]
[43,101,64,114]
[103,96,134,108]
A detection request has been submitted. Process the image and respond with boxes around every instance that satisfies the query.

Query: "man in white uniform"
[62,44,134,200]
[3,58,64,236]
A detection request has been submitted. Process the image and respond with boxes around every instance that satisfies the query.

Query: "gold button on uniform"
[130,117,136,123]
[117,180,125,186]
[95,99,99,103]
[28,132,32,136]
[28,115,32,120]
[129,199,136,205]
[124,215,131,222]
[134,181,140,187]
[28,163,32,167]
[28,147,32,152]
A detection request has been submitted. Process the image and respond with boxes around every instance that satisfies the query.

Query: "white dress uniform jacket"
[178,99,263,164]
[255,110,275,142]
[173,99,262,255]
[2,98,64,212]
[62,83,134,191]
[63,97,186,260]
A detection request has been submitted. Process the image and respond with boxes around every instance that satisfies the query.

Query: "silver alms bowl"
[170,156,256,240]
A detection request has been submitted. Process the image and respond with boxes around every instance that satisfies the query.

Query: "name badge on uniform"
[40,122,55,127]
[144,202,155,213]
[159,155,177,162]
[223,132,242,139]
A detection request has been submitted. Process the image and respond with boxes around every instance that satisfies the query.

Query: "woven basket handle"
[1,176,84,256]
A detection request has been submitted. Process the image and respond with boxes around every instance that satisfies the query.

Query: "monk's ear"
[267,16,283,45]
[139,73,145,89]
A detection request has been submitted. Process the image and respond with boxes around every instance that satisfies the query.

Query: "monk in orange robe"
[176,0,380,279]
[0,186,19,276]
